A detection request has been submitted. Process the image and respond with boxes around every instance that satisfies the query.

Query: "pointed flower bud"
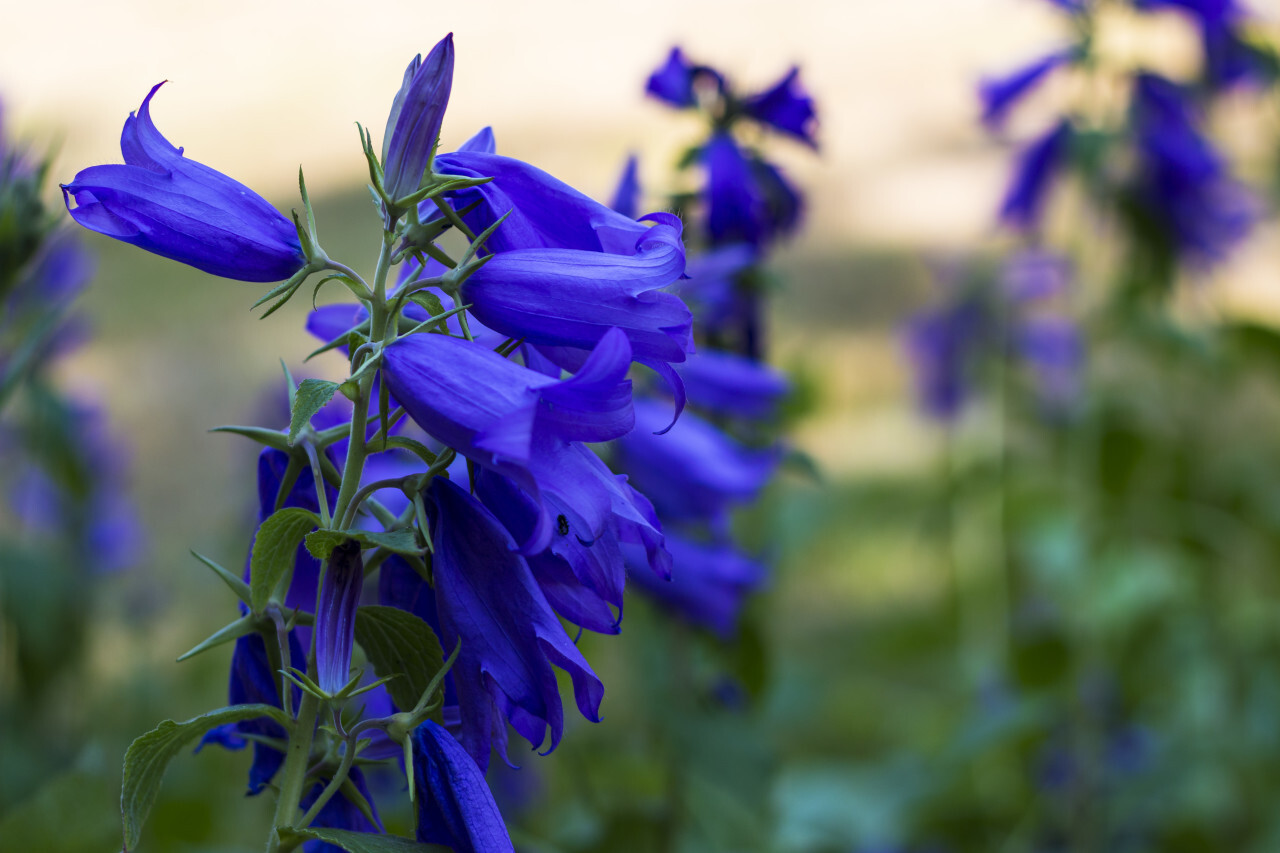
[383,35,455,203]
[61,83,305,282]
[412,721,515,852]
[315,540,364,695]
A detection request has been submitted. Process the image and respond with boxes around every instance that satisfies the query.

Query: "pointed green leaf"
[189,550,252,606]
[176,614,257,662]
[250,507,321,611]
[121,704,289,850]
[208,424,291,452]
[282,828,450,853]
[289,378,341,446]
[353,605,445,714]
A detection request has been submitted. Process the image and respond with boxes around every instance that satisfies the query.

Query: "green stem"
[269,232,397,853]
[295,729,363,830]
[266,686,322,853]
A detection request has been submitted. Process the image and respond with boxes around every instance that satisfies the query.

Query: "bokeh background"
[8,0,1280,850]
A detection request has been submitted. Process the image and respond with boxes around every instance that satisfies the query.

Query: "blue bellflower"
[999,119,1073,230]
[412,721,515,852]
[741,66,819,148]
[677,350,789,420]
[1130,73,1256,263]
[610,154,641,220]
[382,327,635,553]
[62,83,305,282]
[314,540,364,695]
[624,533,767,638]
[979,50,1075,129]
[459,212,692,365]
[382,34,454,202]
[426,477,604,770]
[615,400,779,527]
[905,294,988,421]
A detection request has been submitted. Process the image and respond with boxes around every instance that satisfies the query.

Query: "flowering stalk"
[70,33,695,852]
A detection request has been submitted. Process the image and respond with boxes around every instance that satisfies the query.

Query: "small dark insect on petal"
[556,514,570,536]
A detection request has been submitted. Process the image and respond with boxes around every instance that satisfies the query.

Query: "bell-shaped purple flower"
[979,50,1074,130]
[705,132,763,247]
[426,477,604,769]
[678,351,789,420]
[625,534,766,638]
[459,213,692,365]
[1130,72,1257,263]
[61,83,305,282]
[412,721,514,853]
[646,47,699,107]
[383,35,455,202]
[314,540,364,695]
[742,66,818,147]
[904,295,987,421]
[382,327,634,552]
[999,119,1073,230]
[675,243,756,333]
[1018,315,1082,409]
[615,400,779,526]
[433,150,656,254]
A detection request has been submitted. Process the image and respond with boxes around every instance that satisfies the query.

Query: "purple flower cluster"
[985,0,1260,265]
[906,252,1082,421]
[59,34,706,850]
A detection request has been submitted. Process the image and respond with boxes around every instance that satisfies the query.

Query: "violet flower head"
[625,534,767,638]
[1018,315,1083,409]
[383,35,455,202]
[646,47,700,107]
[383,327,635,553]
[905,295,987,421]
[615,399,780,525]
[412,721,515,853]
[459,212,692,365]
[979,50,1075,130]
[677,350,789,420]
[742,66,819,148]
[426,477,604,770]
[61,83,305,282]
[999,119,1073,230]
[314,540,364,695]
[1130,72,1257,263]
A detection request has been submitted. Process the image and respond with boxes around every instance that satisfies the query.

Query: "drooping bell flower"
[383,35,455,203]
[432,150,659,254]
[314,540,364,695]
[412,721,515,853]
[646,47,699,107]
[904,293,988,421]
[998,119,1073,230]
[677,351,789,420]
[459,213,692,365]
[61,83,305,282]
[705,132,764,247]
[426,476,604,770]
[742,66,819,147]
[382,327,635,552]
[614,399,780,526]
[979,50,1075,130]
[475,455,670,635]
[675,243,756,332]
[1129,73,1256,263]
[624,533,767,639]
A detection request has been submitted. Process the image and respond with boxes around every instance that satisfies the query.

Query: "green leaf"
[290,378,341,445]
[409,291,445,320]
[250,507,321,611]
[175,613,258,662]
[354,604,445,714]
[283,828,451,853]
[189,550,252,606]
[305,528,422,561]
[208,424,291,452]
[121,704,289,850]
